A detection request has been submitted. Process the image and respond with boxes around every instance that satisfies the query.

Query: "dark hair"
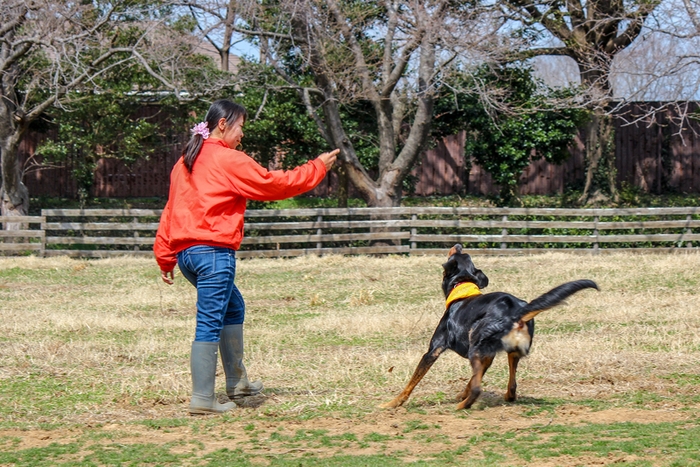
[183,99,247,172]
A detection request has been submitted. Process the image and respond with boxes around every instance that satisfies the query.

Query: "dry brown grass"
[1,251,699,425]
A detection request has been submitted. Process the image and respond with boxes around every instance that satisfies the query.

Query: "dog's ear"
[458,254,489,290]
[442,257,458,276]
[474,269,489,289]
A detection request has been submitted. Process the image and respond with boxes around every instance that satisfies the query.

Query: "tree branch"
[25,47,135,122]
[0,42,33,73]
[232,26,298,42]
[611,3,659,52]
[682,0,700,33]
[565,0,586,30]
[0,5,28,37]
[325,0,380,102]
[505,0,573,43]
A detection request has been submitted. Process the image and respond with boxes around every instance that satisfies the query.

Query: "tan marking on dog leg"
[456,355,494,410]
[505,352,520,402]
[380,347,445,409]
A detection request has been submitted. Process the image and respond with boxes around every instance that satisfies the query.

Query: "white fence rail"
[1,207,699,258]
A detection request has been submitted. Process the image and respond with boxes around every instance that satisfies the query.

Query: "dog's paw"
[378,399,403,409]
[455,399,475,410]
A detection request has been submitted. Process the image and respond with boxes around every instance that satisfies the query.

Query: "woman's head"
[183,99,248,172]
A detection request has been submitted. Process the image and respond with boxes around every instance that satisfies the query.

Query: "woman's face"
[216,115,245,149]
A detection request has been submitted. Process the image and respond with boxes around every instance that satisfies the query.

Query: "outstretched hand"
[318,149,340,171]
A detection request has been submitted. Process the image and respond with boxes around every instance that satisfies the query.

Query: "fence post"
[316,215,323,251]
[410,213,417,253]
[133,217,140,251]
[501,215,508,250]
[593,216,599,253]
[686,214,692,249]
[40,215,46,257]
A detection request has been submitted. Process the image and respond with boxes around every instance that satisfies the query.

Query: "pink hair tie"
[190,122,210,139]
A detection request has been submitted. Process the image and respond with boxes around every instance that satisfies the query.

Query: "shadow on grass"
[215,392,270,409]
[232,393,269,409]
[405,390,562,414]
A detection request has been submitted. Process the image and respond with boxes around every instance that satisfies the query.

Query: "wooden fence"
[0,217,45,256]
[2,207,699,258]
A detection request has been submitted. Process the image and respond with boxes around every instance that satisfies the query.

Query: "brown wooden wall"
[615,102,700,194]
[18,102,700,199]
[19,104,186,199]
[412,102,700,196]
[410,131,587,196]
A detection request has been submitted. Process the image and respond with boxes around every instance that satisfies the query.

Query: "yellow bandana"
[445,282,481,309]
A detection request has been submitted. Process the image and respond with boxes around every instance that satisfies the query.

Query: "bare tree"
[185,1,498,208]
[176,0,255,72]
[502,0,664,203]
[613,0,700,129]
[530,0,700,138]
[683,0,700,32]
[0,0,185,221]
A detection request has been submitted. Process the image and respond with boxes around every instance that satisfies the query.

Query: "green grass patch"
[0,375,107,423]
[506,420,700,464]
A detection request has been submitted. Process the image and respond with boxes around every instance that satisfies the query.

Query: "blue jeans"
[177,246,245,342]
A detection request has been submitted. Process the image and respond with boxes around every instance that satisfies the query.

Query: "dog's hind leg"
[380,345,446,408]
[505,352,520,402]
[456,355,494,410]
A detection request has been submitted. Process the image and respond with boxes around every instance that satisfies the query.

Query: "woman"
[155,99,338,414]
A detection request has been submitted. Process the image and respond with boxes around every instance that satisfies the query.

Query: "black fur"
[381,244,598,410]
[523,280,598,316]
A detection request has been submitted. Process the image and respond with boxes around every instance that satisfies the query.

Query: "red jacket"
[154,138,328,271]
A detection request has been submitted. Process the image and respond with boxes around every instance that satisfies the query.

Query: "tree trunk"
[498,181,521,207]
[368,204,402,246]
[578,111,619,205]
[0,111,30,226]
[317,80,406,209]
[0,171,30,234]
[335,165,348,208]
[576,56,619,205]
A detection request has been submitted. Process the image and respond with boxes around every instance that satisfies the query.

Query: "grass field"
[1,251,699,466]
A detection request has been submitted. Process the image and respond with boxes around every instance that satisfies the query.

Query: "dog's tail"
[520,279,598,322]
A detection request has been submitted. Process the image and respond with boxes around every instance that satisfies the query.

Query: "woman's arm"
[229,149,338,202]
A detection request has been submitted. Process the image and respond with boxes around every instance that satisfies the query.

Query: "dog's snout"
[448,244,463,257]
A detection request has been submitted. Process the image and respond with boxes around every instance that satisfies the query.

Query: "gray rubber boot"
[189,341,236,415]
[219,324,264,398]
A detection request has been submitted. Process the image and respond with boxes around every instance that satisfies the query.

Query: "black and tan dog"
[381,244,598,410]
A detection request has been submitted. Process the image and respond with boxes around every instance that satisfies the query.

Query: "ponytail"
[183,135,205,172]
[182,99,248,172]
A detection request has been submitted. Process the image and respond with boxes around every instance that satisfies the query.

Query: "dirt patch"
[531,454,648,466]
[553,405,688,425]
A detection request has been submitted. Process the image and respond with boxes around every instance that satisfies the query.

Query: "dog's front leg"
[456,355,494,410]
[380,346,445,408]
